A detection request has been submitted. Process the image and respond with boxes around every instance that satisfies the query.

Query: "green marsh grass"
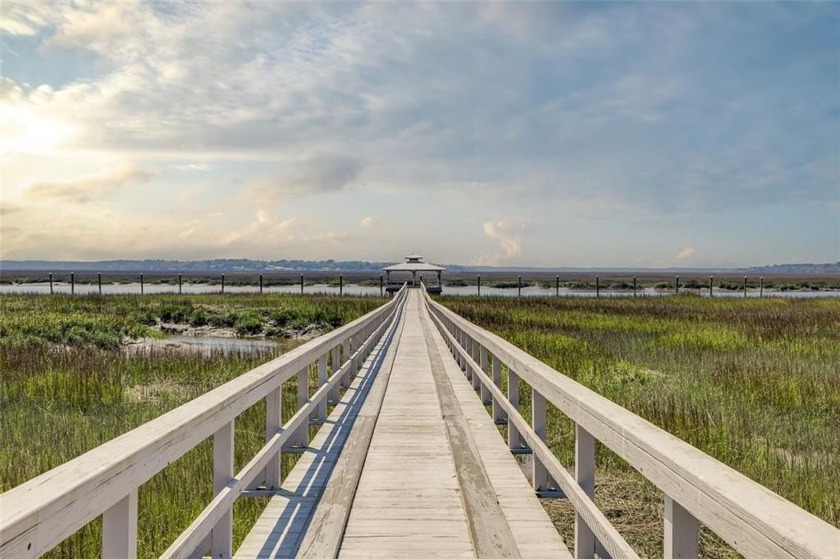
[441,295,840,556]
[0,293,385,558]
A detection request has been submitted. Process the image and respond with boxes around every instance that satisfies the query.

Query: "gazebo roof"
[383,255,445,272]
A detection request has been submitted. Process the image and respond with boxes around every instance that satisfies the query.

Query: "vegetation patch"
[0,292,386,558]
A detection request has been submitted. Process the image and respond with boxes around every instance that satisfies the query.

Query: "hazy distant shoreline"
[1,259,838,275]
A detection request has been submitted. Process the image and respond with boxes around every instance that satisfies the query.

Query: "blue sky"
[1,1,838,267]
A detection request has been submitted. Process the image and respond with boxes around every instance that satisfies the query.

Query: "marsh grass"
[0,293,385,558]
[442,295,840,555]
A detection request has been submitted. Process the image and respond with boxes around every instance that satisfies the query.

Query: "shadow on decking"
[248,307,402,559]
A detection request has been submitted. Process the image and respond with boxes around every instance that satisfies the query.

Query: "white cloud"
[359,216,377,228]
[0,206,350,261]
[246,153,362,206]
[0,1,58,36]
[0,2,836,265]
[175,163,212,171]
[476,220,534,265]
[676,247,696,262]
[25,163,153,204]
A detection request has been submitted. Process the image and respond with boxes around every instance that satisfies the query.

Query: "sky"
[1,1,838,268]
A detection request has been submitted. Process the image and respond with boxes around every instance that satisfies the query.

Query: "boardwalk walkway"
[237,290,570,558]
[5,287,836,559]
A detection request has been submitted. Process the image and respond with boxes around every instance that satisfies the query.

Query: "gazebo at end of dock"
[383,254,445,293]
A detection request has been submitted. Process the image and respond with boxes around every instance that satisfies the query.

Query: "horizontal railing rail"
[0,286,407,558]
[423,288,840,559]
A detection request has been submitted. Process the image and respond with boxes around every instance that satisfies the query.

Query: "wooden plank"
[339,291,473,557]
[575,425,596,559]
[419,309,522,558]
[664,496,699,559]
[428,301,639,559]
[235,304,406,559]
[421,301,572,559]
[295,301,406,558]
[101,490,137,559]
[426,295,840,559]
[213,422,235,558]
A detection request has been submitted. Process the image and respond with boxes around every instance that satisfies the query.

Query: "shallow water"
[1,282,838,298]
[168,335,280,354]
[125,335,282,356]
[442,286,840,298]
[0,282,384,296]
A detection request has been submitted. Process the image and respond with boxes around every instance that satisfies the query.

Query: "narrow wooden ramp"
[236,291,571,558]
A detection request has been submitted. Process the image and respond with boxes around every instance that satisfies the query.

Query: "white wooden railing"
[0,286,407,559]
[423,289,840,559]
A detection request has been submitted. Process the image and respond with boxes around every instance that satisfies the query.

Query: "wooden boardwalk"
[4,286,837,559]
[237,291,570,558]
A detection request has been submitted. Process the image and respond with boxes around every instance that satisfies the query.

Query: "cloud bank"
[1,2,837,265]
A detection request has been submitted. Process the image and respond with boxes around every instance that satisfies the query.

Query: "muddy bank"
[123,336,283,356]
[122,322,324,356]
[153,321,325,339]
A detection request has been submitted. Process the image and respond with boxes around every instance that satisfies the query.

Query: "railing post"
[341,340,351,388]
[179,273,182,295]
[102,489,138,559]
[265,387,282,489]
[329,345,341,403]
[508,370,522,451]
[259,273,263,294]
[350,334,359,379]
[575,425,596,559]
[479,345,490,404]
[532,390,553,492]
[212,421,234,558]
[664,496,699,559]
[471,338,481,391]
[456,330,465,371]
[352,334,361,379]
[316,352,328,421]
[287,367,309,449]
[492,355,506,423]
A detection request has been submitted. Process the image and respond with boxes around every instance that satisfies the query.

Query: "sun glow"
[0,105,77,154]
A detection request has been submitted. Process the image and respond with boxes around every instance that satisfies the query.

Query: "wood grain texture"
[295,301,407,558]
[420,305,523,558]
[426,293,840,559]
[339,291,475,557]
[420,300,572,559]
[235,302,406,559]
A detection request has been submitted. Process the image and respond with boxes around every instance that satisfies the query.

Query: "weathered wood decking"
[4,286,838,559]
[237,290,569,558]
